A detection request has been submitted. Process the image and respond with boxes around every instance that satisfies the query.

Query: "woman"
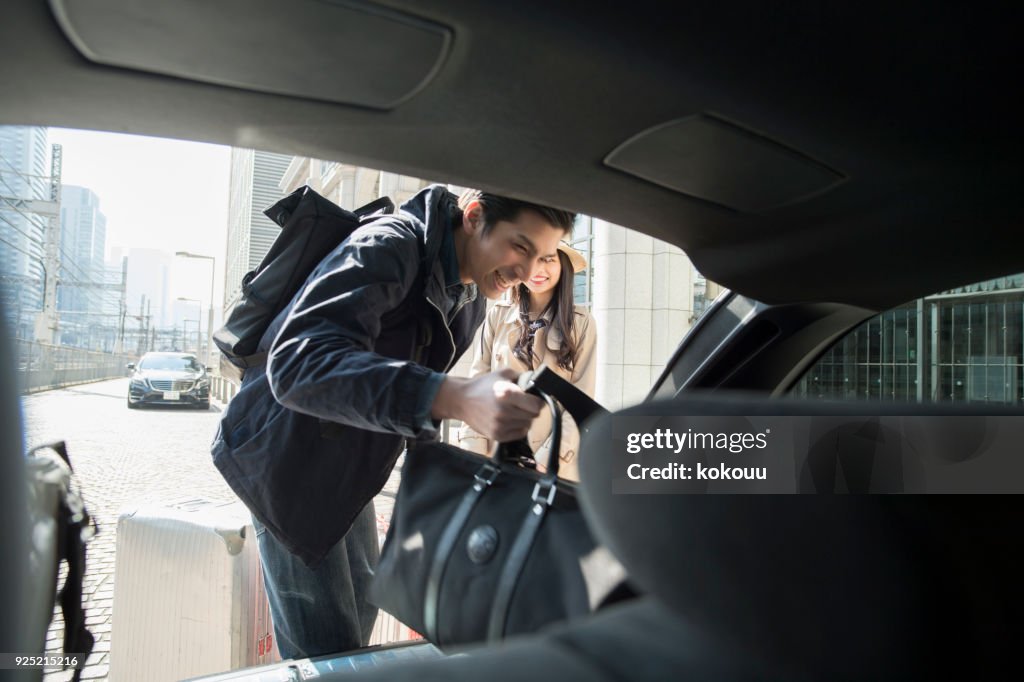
[458,241,597,481]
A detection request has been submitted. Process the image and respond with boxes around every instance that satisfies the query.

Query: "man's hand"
[432,369,544,443]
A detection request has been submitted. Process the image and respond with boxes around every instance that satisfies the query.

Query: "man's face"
[460,205,566,300]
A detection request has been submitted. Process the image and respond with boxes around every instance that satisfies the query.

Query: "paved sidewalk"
[23,379,405,682]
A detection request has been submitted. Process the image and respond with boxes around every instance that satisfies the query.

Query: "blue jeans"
[253,500,380,659]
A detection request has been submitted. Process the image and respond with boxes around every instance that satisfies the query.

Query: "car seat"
[308,395,1020,681]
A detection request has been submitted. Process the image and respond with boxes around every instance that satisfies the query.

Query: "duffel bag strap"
[423,461,500,643]
[487,394,563,640]
[429,385,564,643]
[521,365,608,427]
[497,371,566,476]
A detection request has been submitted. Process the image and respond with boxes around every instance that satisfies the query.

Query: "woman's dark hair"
[510,250,579,372]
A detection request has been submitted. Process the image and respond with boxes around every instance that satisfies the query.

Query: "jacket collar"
[399,184,477,307]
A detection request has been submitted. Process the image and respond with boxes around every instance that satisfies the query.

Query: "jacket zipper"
[444,294,478,371]
[424,294,457,372]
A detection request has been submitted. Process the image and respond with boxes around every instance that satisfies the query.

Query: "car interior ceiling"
[4,1,1024,679]
[3,2,1023,310]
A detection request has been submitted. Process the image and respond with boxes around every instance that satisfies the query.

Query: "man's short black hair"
[458,189,576,238]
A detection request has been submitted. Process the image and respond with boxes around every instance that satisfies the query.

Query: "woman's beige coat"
[457,300,597,481]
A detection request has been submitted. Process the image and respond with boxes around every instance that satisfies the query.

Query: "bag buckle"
[473,463,501,491]
[531,478,557,509]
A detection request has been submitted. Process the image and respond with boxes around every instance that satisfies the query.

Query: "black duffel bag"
[369,367,633,647]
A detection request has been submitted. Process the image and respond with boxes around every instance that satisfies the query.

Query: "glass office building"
[796,273,1024,404]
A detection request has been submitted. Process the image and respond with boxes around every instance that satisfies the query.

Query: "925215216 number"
[4,654,80,669]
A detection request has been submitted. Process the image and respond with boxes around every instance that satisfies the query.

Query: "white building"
[57,185,110,347]
[117,248,171,330]
[223,149,292,310]
[589,220,695,409]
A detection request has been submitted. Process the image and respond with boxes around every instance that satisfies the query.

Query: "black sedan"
[126,352,211,410]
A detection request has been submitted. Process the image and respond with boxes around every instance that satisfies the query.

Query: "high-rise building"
[57,185,108,345]
[122,248,171,330]
[0,126,50,338]
[224,149,292,310]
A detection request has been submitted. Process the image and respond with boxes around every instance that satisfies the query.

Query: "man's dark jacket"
[212,185,485,566]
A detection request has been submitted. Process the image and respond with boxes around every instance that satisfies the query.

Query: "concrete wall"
[592,221,695,411]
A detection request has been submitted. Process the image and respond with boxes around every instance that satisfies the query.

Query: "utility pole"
[146,296,155,350]
[137,295,147,356]
[145,298,153,351]
[31,144,62,343]
[115,256,127,354]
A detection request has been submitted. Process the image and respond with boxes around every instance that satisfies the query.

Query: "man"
[212,184,575,659]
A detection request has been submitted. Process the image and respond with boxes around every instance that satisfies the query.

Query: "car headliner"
[1,1,1021,310]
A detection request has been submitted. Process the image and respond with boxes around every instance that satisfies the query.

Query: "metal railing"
[17,339,135,394]
[209,374,238,404]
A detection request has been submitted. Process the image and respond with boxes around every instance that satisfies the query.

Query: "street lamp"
[175,251,216,367]
[177,297,202,355]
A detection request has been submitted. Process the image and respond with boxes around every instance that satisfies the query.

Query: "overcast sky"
[48,127,231,306]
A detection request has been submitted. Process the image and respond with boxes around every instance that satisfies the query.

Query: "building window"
[692,275,710,321]
[794,274,1024,404]
[320,160,339,183]
[570,214,594,309]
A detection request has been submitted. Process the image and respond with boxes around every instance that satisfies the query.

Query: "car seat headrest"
[577,394,1021,677]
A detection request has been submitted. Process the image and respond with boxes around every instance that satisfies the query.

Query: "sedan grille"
[150,379,195,392]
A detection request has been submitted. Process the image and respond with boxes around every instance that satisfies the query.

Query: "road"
[21,378,402,682]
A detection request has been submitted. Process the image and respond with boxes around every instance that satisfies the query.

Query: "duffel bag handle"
[497,367,608,474]
[494,377,564,477]
[519,366,608,426]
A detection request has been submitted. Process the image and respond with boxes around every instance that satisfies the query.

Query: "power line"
[0,233,42,262]
[0,193,50,232]
[0,152,54,185]
[1,201,117,311]
[1,146,127,348]
[2,188,121,314]
[0,209,46,254]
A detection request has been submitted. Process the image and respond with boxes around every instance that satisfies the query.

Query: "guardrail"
[17,340,135,394]
[209,374,238,404]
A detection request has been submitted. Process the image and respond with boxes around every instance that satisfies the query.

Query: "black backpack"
[214,186,395,383]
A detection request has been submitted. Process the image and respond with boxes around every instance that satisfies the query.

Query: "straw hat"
[557,241,587,272]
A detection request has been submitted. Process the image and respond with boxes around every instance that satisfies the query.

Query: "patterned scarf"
[519,312,548,369]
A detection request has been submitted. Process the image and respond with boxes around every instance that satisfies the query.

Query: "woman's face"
[524,249,563,295]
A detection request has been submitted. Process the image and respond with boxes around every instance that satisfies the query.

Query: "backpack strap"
[355,195,395,217]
